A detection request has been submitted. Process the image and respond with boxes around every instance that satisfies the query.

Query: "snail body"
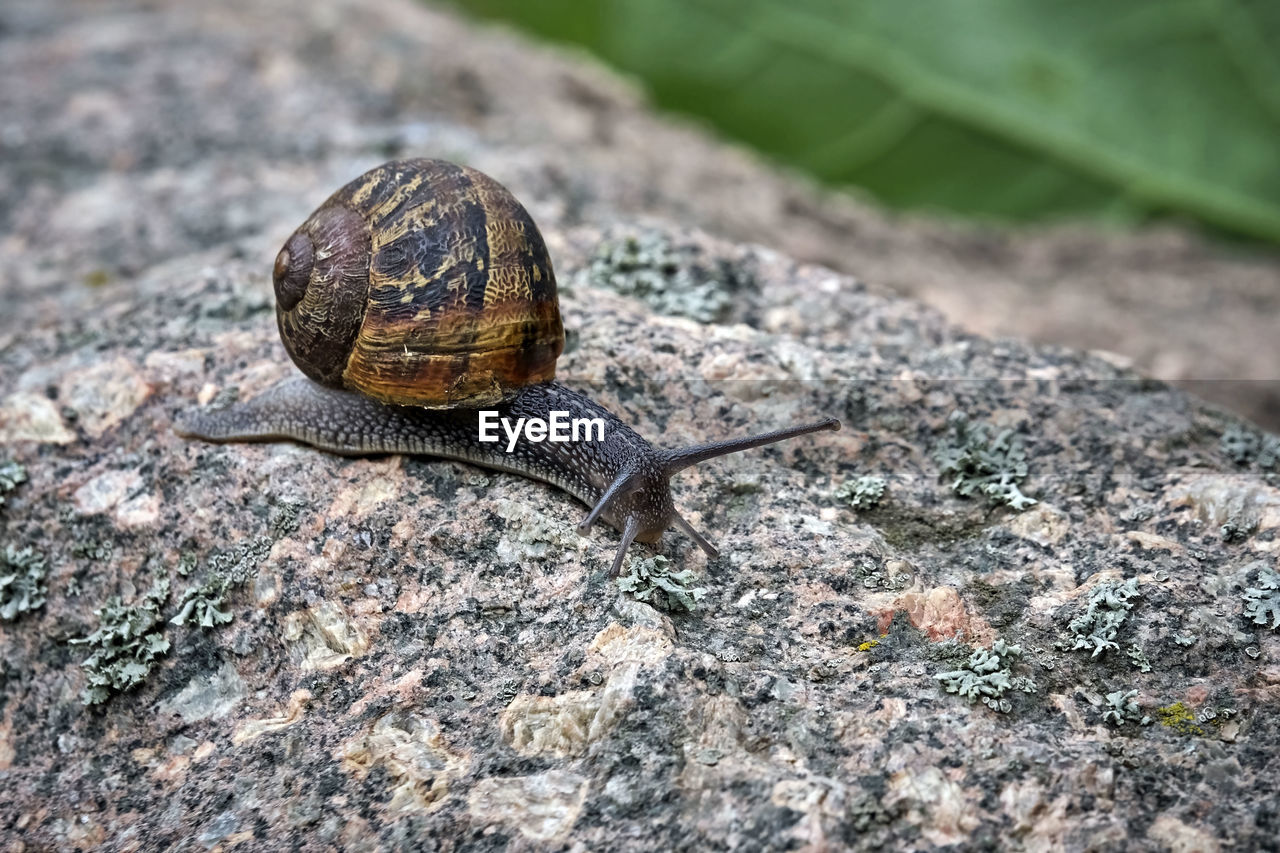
[180,159,838,576]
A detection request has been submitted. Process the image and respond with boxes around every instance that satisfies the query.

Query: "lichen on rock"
[0,545,47,621]
[1066,578,1141,658]
[0,458,27,508]
[934,411,1037,510]
[70,579,172,705]
[1242,564,1280,630]
[580,228,743,324]
[933,638,1036,712]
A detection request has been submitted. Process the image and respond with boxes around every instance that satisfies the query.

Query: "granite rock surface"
[2,0,1279,850]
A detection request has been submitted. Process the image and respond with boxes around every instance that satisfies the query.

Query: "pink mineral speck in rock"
[0,392,75,444]
[1184,684,1212,706]
[74,469,144,515]
[877,586,995,643]
[58,357,152,437]
[73,469,160,527]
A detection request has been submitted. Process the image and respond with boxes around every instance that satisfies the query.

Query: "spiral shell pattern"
[273,159,564,408]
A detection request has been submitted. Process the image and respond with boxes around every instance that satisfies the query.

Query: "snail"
[178,159,839,577]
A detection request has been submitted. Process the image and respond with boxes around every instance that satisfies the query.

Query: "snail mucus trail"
[178,159,840,577]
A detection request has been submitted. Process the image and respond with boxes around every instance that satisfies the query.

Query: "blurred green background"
[442,0,1280,244]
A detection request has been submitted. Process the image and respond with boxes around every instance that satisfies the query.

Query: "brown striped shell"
[272,159,565,409]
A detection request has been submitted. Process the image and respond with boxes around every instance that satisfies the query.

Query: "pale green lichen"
[1221,515,1258,543]
[1194,706,1237,728]
[0,545,48,621]
[207,536,273,584]
[857,560,913,591]
[934,638,1036,712]
[583,230,740,324]
[72,579,171,705]
[170,537,272,628]
[1068,578,1140,658]
[176,552,197,577]
[1242,566,1280,630]
[617,555,707,612]
[834,476,886,510]
[269,501,303,537]
[71,537,113,562]
[70,529,280,704]
[171,574,233,628]
[0,458,27,508]
[1221,424,1280,469]
[934,412,1036,510]
[1102,689,1147,725]
[1126,643,1152,673]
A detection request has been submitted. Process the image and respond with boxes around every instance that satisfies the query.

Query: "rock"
[0,393,75,445]
[1,0,1278,849]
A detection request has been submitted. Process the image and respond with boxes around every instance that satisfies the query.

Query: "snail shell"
[272,159,564,409]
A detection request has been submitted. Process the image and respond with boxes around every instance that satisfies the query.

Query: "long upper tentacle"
[659,418,839,476]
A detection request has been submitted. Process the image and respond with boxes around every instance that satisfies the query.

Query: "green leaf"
[449,0,1280,242]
